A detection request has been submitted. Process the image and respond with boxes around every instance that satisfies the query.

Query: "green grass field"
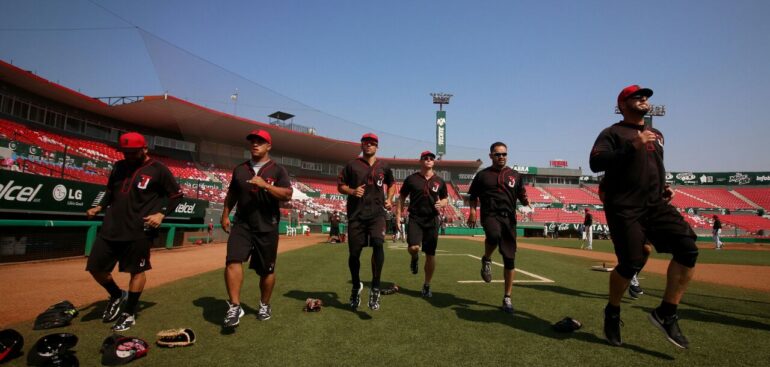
[5,238,770,366]
[522,238,770,266]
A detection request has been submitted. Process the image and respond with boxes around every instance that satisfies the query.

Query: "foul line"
[437,253,555,284]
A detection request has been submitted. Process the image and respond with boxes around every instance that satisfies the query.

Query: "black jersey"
[98,159,182,241]
[338,158,394,221]
[399,172,448,226]
[713,219,722,230]
[468,166,529,219]
[584,213,593,226]
[590,121,666,208]
[226,160,292,232]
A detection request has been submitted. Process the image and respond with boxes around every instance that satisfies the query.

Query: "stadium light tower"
[615,104,666,128]
[431,92,452,160]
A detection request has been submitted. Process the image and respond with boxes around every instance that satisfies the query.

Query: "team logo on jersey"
[376,173,384,187]
[266,177,275,185]
[507,176,516,188]
[431,182,440,192]
[137,175,152,189]
[139,258,146,268]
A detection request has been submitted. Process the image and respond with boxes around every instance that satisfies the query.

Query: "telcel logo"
[0,180,43,202]
[175,203,196,214]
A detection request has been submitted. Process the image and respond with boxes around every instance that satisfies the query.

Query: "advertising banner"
[0,171,207,219]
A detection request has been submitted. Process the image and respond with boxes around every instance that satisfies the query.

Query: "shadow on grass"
[283,288,372,321]
[396,285,481,309]
[633,305,770,332]
[192,296,262,335]
[79,300,157,322]
[452,305,674,360]
[519,284,608,300]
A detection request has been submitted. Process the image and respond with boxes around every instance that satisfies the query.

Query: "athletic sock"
[348,255,361,289]
[605,303,620,316]
[656,301,678,318]
[101,279,123,299]
[372,245,385,289]
[124,291,142,315]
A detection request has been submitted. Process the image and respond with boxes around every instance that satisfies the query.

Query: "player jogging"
[85,132,183,331]
[396,150,448,298]
[338,133,395,311]
[467,142,531,314]
[221,130,293,328]
[591,85,699,349]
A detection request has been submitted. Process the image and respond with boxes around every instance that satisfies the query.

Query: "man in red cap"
[220,129,292,328]
[467,142,530,314]
[337,132,395,311]
[591,85,698,349]
[396,150,448,297]
[85,132,183,331]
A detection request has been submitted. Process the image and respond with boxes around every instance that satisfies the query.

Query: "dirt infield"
[2,234,768,327]
[0,234,324,326]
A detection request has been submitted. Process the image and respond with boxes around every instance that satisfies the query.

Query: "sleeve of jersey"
[276,166,293,190]
[439,180,448,200]
[97,168,116,208]
[160,166,184,216]
[337,164,349,187]
[384,166,395,186]
[468,174,480,202]
[398,178,409,197]
[516,178,529,206]
[589,129,636,173]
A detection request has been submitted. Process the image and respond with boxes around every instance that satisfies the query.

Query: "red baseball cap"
[246,130,272,144]
[361,133,379,142]
[617,85,653,108]
[420,150,436,159]
[118,132,146,151]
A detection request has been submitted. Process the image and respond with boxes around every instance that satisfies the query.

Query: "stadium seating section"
[3,119,770,235]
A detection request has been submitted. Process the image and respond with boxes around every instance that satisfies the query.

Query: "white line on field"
[437,253,554,283]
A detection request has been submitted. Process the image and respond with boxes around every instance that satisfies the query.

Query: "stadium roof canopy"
[0,59,480,168]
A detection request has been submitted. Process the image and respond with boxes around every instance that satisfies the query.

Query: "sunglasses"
[362,141,378,147]
[421,156,435,161]
[492,152,507,158]
[628,95,648,100]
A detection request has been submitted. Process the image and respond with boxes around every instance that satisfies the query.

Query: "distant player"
[338,133,395,311]
[467,142,530,314]
[582,209,593,250]
[396,150,448,297]
[591,85,698,349]
[85,132,183,331]
[221,130,292,328]
[328,211,342,243]
[712,215,723,249]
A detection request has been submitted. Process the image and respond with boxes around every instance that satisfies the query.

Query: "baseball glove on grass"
[155,329,195,348]
[304,298,323,312]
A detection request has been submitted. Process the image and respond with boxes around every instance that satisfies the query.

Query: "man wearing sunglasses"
[591,85,698,349]
[220,130,293,328]
[396,151,448,298]
[338,133,395,311]
[467,142,530,314]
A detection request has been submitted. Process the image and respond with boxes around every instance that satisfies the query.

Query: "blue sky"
[1,0,769,172]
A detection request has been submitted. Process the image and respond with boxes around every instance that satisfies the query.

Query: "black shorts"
[330,224,340,236]
[606,204,697,264]
[481,214,517,259]
[226,223,279,276]
[407,216,440,256]
[348,216,386,251]
[86,237,152,274]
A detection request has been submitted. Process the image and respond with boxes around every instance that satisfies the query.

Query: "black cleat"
[102,290,127,322]
[649,310,689,349]
[604,312,623,346]
[421,284,432,298]
[368,288,381,311]
[480,257,492,283]
[628,284,644,299]
[112,312,135,332]
[349,282,363,309]
[223,301,244,328]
